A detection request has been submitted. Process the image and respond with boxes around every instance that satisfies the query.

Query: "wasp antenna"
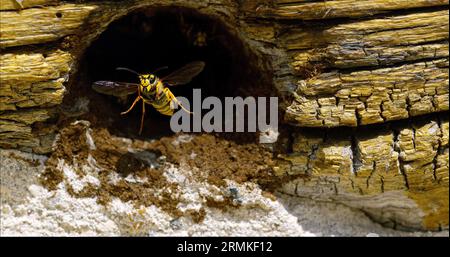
[116,67,141,76]
[152,66,169,74]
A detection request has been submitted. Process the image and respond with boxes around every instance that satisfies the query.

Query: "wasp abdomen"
[142,88,174,116]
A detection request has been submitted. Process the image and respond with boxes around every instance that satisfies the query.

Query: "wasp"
[92,61,205,134]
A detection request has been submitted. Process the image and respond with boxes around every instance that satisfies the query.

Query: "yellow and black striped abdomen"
[142,83,174,116]
[150,92,174,116]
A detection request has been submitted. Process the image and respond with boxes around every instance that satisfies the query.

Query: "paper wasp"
[92,61,205,134]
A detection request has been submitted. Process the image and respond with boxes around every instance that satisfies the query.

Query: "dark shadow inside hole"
[65,7,273,143]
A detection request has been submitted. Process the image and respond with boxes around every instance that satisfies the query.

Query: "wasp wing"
[92,81,138,97]
[162,61,205,86]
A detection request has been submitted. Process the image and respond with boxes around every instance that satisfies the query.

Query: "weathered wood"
[0,0,448,231]
[249,0,449,20]
[0,0,58,11]
[278,113,449,230]
[0,49,71,151]
[285,59,449,127]
[0,120,37,148]
[283,10,449,127]
[282,10,449,70]
[0,3,98,48]
[0,49,72,111]
[0,49,71,83]
[0,108,53,150]
[0,108,51,125]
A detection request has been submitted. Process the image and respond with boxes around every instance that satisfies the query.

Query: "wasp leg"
[121,96,141,115]
[164,88,193,114]
[139,100,146,135]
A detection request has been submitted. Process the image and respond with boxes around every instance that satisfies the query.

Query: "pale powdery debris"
[164,164,187,184]
[58,156,100,193]
[171,134,194,146]
[259,128,280,144]
[151,206,315,237]
[0,150,310,236]
[85,128,96,150]
[124,174,148,184]
[1,149,448,236]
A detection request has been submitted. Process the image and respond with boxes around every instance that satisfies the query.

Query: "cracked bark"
[286,59,448,127]
[279,113,449,230]
[245,0,448,20]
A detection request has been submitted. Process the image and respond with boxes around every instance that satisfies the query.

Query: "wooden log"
[0,49,72,111]
[282,10,449,127]
[285,59,449,127]
[0,0,58,11]
[0,0,448,231]
[282,10,449,70]
[278,113,448,230]
[0,49,71,83]
[0,3,98,48]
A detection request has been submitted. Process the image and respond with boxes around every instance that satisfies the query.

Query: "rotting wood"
[0,49,71,83]
[0,49,72,111]
[0,0,448,231]
[282,10,449,70]
[0,3,98,48]
[285,59,449,127]
[277,113,449,230]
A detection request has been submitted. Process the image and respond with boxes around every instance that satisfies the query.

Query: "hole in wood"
[64,7,273,142]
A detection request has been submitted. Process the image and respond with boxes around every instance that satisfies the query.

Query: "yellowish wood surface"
[0,0,58,11]
[252,0,449,20]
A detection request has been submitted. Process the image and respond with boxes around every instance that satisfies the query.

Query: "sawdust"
[186,208,207,223]
[40,124,182,218]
